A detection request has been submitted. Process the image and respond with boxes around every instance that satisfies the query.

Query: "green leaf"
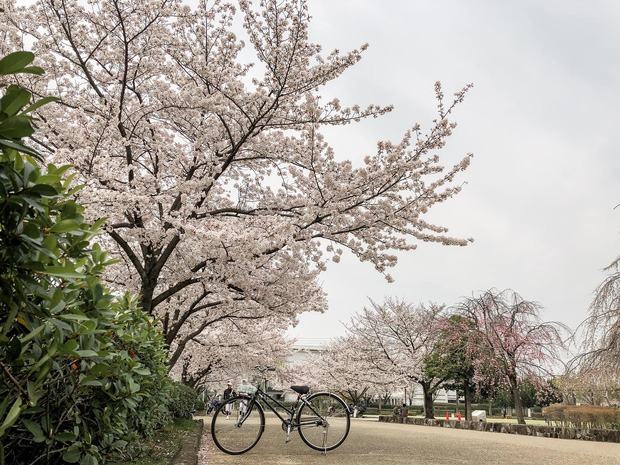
[35,174,61,185]
[61,202,77,219]
[81,454,98,465]
[26,381,44,405]
[74,350,98,358]
[90,364,110,377]
[79,376,102,387]
[34,360,52,384]
[42,266,84,279]
[50,219,80,233]
[0,138,43,159]
[22,222,40,238]
[111,439,128,449]
[22,96,59,114]
[0,397,22,437]
[0,115,35,139]
[0,51,34,75]
[22,261,46,272]
[54,432,77,442]
[2,302,18,336]
[22,418,45,442]
[49,290,65,313]
[18,66,44,75]
[22,407,44,415]
[42,234,58,256]
[0,85,31,116]
[76,319,97,334]
[0,396,10,420]
[19,325,45,344]
[28,183,59,197]
[59,339,78,354]
[62,446,81,463]
[57,313,88,322]
[90,217,108,231]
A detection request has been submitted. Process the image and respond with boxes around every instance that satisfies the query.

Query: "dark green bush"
[166,382,198,420]
[0,51,172,465]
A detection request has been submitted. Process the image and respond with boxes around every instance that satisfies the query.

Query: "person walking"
[223,382,235,419]
[239,379,249,416]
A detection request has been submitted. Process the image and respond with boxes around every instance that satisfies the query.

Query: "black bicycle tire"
[296,392,350,451]
[211,395,265,455]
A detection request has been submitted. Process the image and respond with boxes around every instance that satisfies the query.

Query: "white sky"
[288,0,620,344]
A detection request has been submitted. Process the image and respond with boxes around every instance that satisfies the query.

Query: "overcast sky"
[15,0,619,345]
[288,0,620,344]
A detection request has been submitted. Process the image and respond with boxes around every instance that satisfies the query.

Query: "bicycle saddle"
[291,385,310,394]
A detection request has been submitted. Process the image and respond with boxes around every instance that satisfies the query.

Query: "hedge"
[542,404,620,430]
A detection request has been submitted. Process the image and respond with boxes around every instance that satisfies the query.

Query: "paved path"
[197,414,620,465]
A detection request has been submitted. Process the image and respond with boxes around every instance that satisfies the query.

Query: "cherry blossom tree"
[297,337,394,407]
[452,289,568,424]
[579,255,620,371]
[554,365,620,407]
[345,298,448,419]
[3,0,473,377]
[169,317,292,389]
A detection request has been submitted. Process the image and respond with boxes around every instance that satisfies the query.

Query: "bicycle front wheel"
[297,392,350,451]
[211,396,265,455]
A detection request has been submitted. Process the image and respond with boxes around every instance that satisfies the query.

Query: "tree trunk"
[509,377,525,424]
[464,384,472,421]
[378,397,382,415]
[422,382,435,419]
[139,279,156,316]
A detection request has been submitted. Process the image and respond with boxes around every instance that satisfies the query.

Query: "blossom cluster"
[3,0,473,380]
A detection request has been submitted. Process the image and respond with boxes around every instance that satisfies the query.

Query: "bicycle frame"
[211,378,351,455]
[238,386,326,432]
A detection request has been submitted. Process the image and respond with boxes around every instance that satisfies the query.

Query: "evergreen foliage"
[0,51,187,465]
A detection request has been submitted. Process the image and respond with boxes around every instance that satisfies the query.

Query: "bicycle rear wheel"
[297,392,350,451]
[211,396,265,454]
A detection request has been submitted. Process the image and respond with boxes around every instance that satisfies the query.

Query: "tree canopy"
[4,0,474,380]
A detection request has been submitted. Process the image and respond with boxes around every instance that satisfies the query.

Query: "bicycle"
[210,366,351,455]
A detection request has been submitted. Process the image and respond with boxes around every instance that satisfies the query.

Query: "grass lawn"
[118,418,197,465]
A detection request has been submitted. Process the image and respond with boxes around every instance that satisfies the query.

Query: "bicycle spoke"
[297,393,350,451]
[211,397,265,455]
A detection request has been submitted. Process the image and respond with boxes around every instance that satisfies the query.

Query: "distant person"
[224,382,236,419]
[239,379,249,416]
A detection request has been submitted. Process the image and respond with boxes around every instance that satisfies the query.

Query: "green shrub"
[166,382,198,420]
[0,51,171,465]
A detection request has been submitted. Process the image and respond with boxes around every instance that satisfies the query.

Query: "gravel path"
[196,414,620,465]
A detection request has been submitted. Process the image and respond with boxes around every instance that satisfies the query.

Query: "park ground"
[196,414,620,465]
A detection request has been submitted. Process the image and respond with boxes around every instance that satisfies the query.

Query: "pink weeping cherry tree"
[451,288,568,424]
